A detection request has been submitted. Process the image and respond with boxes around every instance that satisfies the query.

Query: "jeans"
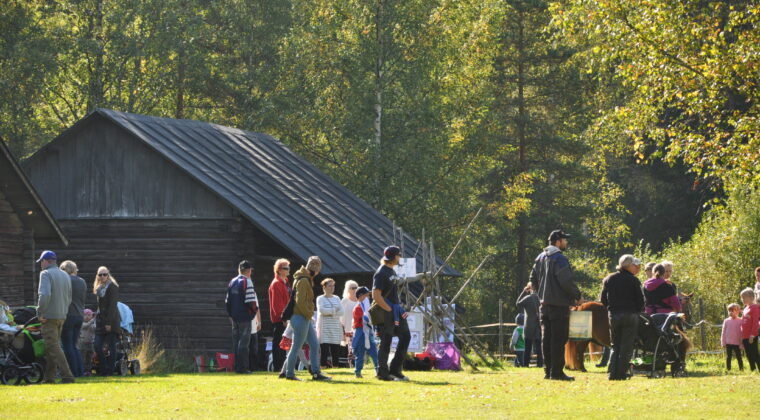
[597,346,611,367]
[248,333,259,371]
[726,344,743,371]
[607,312,638,380]
[231,320,252,373]
[540,304,570,379]
[514,351,524,366]
[285,314,321,377]
[271,321,287,371]
[522,338,543,368]
[352,328,378,374]
[42,319,74,382]
[378,308,410,378]
[61,314,84,377]
[743,337,759,371]
[94,332,117,376]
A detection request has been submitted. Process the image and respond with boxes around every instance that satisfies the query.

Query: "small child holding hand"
[721,303,743,371]
[352,287,379,378]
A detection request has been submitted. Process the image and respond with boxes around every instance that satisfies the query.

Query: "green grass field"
[2,356,756,419]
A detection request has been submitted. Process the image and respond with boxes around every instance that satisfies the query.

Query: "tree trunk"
[516,6,529,293]
[371,0,386,207]
[87,0,105,112]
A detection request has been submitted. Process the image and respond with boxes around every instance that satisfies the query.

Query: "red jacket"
[269,275,290,323]
[742,304,760,339]
[353,303,365,329]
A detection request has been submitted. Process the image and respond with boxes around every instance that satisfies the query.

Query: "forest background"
[2,0,758,325]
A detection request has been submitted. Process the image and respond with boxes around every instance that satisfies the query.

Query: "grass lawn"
[2,355,756,419]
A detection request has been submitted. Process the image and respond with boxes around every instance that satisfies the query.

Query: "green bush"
[660,187,760,323]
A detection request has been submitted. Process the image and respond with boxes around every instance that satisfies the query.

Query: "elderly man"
[36,250,75,384]
[600,254,645,380]
[530,230,580,381]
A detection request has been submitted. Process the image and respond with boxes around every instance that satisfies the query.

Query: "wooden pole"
[699,298,706,351]
[498,299,504,359]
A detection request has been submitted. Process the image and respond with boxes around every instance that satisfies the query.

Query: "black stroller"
[630,312,688,378]
[0,315,45,385]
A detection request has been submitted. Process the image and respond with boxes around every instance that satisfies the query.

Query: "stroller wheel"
[118,360,129,376]
[1,366,21,385]
[21,363,44,384]
[129,360,141,375]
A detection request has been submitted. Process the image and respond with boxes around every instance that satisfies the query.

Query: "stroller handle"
[14,316,40,336]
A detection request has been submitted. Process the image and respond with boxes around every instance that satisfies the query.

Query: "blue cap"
[382,245,401,261]
[36,250,57,263]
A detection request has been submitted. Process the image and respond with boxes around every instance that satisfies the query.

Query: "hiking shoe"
[278,372,286,379]
[390,373,410,382]
[312,373,332,381]
[284,375,301,381]
[550,374,575,381]
[376,375,398,381]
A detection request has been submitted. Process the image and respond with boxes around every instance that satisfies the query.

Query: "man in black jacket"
[529,230,581,381]
[600,254,645,380]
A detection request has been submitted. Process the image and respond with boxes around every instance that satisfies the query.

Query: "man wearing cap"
[373,245,428,381]
[529,230,580,381]
[600,254,645,380]
[225,260,259,374]
[36,250,75,384]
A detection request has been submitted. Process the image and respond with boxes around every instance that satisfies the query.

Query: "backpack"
[280,285,298,322]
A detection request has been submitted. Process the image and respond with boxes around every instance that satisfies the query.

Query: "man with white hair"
[600,254,645,380]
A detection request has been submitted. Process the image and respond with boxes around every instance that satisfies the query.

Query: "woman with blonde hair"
[340,280,359,359]
[93,266,121,376]
[269,258,291,371]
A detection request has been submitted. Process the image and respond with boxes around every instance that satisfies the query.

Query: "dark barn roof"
[37,109,458,276]
[0,140,67,244]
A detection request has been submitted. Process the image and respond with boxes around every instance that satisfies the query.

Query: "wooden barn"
[0,140,68,307]
[22,109,457,353]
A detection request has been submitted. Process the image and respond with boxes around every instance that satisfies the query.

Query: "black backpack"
[280,286,297,322]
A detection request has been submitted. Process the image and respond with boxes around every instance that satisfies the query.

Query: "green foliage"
[661,187,760,321]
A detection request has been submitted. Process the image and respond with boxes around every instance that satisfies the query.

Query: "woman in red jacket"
[269,259,291,372]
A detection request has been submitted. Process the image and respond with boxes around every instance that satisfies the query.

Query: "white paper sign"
[395,258,417,279]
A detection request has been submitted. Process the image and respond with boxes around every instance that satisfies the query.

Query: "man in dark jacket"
[529,230,580,381]
[226,260,258,374]
[600,254,645,380]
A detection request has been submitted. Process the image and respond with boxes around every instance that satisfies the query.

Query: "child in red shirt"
[740,288,760,371]
[352,287,379,378]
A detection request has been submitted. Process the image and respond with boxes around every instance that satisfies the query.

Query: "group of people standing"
[28,250,121,384]
[225,245,427,381]
[522,229,690,381]
[719,267,760,372]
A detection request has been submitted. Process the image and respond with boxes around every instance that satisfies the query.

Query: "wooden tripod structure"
[393,209,501,371]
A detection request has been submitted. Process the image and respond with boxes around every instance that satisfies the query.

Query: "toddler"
[352,287,379,378]
[720,303,743,371]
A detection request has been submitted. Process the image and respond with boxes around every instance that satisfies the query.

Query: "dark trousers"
[231,320,252,373]
[597,346,611,367]
[523,338,543,368]
[271,321,286,371]
[540,304,569,378]
[726,344,744,371]
[248,333,259,371]
[61,314,84,377]
[320,343,343,367]
[607,312,638,380]
[378,309,410,378]
[94,332,117,376]
[742,337,759,371]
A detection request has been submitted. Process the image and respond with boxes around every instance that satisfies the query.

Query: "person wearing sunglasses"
[269,258,292,372]
[340,280,360,359]
[93,266,121,376]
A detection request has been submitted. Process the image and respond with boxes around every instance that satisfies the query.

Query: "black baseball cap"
[238,260,252,271]
[382,245,401,261]
[548,230,571,243]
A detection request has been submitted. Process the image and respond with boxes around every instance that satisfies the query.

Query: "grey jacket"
[529,246,580,307]
[37,266,72,320]
[67,275,87,318]
[516,291,541,340]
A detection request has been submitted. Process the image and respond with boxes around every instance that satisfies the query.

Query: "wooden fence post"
[699,298,706,351]
[498,299,504,359]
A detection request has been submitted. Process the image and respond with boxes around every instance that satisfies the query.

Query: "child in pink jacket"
[721,303,744,371]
